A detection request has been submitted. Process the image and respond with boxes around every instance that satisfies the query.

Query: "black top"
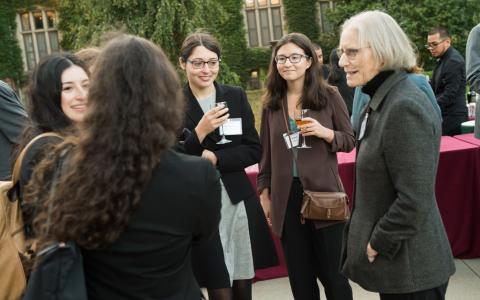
[430,46,468,116]
[19,135,63,237]
[181,82,261,204]
[362,70,394,97]
[83,150,221,300]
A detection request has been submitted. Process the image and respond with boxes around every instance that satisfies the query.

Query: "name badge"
[283,132,300,149]
[220,118,242,135]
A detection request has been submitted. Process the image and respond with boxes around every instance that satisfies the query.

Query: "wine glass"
[216,101,232,144]
[295,109,311,149]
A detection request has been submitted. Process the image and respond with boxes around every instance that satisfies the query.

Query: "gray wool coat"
[340,71,455,293]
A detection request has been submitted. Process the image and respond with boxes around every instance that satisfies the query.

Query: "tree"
[321,0,480,71]
[0,0,26,85]
[283,0,320,41]
[57,0,242,85]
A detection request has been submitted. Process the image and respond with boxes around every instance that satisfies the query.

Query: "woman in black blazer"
[179,32,278,300]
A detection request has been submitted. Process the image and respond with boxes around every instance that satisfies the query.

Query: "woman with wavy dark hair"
[257,32,355,299]
[26,35,221,300]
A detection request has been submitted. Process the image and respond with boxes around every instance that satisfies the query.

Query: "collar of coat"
[368,70,408,112]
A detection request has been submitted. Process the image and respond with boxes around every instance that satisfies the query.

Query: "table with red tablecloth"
[248,135,480,281]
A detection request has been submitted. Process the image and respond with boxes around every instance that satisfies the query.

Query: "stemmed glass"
[216,101,231,144]
[295,109,311,149]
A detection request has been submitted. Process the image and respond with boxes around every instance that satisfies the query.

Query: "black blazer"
[83,150,221,300]
[430,47,468,116]
[181,82,261,204]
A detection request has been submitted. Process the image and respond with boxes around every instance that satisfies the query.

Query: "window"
[258,0,267,7]
[319,1,334,33]
[244,0,283,47]
[246,11,259,47]
[17,10,61,71]
[271,7,283,40]
[245,0,255,8]
[259,9,271,46]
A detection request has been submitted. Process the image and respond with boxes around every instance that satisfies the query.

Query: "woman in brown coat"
[257,33,355,300]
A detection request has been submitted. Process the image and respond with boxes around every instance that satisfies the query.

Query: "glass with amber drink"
[295,109,311,148]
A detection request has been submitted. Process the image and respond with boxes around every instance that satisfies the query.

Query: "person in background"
[427,26,468,135]
[328,48,354,115]
[338,10,455,299]
[466,23,480,138]
[467,24,480,93]
[76,47,101,72]
[0,79,27,180]
[312,42,330,80]
[179,31,278,300]
[350,65,441,133]
[26,34,221,300]
[258,32,354,300]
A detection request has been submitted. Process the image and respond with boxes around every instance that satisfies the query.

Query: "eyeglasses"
[336,47,369,60]
[275,54,309,64]
[424,39,447,50]
[187,59,221,69]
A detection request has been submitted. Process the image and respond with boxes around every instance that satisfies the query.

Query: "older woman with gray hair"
[338,10,455,300]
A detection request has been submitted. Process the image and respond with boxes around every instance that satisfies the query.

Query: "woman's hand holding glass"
[194,105,229,143]
[298,117,335,144]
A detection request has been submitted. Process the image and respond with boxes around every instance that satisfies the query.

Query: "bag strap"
[10,132,62,185]
[281,101,346,194]
[281,101,298,156]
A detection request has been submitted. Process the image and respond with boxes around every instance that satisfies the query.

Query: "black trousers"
[442,114,467,136]
[280,178,353,300]
[380,282,448,300]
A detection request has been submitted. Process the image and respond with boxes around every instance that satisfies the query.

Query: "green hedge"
[0,0,25,84]
[283,0,320,41]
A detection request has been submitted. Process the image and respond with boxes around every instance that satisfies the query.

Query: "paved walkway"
[252,258,480,299]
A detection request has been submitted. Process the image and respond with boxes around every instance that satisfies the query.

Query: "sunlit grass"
[246,89,264,132]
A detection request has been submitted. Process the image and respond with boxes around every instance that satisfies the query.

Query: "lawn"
[246,89,264,132]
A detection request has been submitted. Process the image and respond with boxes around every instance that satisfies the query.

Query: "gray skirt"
[219,179,254,283]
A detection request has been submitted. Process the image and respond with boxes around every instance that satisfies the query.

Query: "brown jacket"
[257,88,355,236]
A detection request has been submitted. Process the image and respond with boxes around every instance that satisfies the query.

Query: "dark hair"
[262,33,332,110]
[311,42,322,50]
[179,31,221,62]
[428,26,451,39]
[328,48,343,82]
[26,35,185,249]
[15,53,88,158]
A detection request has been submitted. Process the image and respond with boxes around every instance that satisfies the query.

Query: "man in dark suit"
[0,80,27,180]
[427,27,468,135]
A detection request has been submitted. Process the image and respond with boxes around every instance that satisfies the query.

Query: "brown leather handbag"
[301,190,350,223]
[280,102,350,223]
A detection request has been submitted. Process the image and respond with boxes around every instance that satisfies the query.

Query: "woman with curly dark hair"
[26,35,221,300]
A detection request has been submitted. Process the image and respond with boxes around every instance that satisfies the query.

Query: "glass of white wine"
[216,101,231,144]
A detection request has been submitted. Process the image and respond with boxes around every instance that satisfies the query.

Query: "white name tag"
[283,132,300,149]
[220,118,243,135]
